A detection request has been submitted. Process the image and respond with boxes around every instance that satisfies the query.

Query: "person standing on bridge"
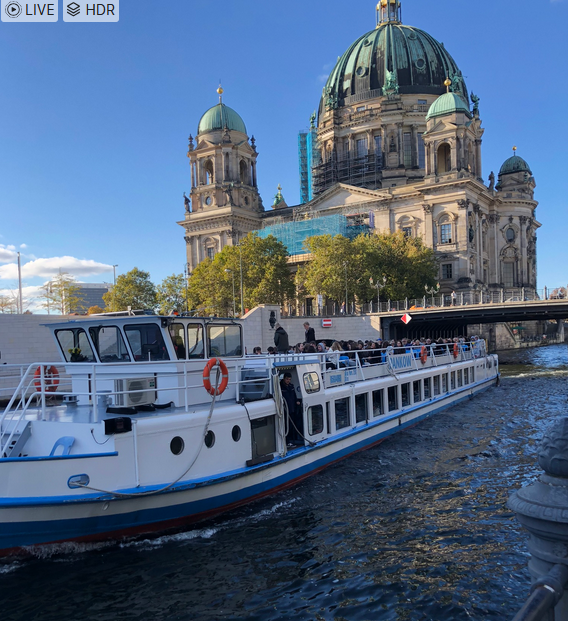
[451,290,457,306]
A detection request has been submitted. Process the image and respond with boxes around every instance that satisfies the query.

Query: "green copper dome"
[499,155,532,176]
[426,92,471,120]
[197,103,247,135]
[320,21,467,113]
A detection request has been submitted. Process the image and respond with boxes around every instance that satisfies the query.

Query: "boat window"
[55,328,96,363]
[372,389,384,417]
[89,326,131,363]
[413,380,421,403]
[388,386,398,411]
[470,367,475,382]
[424,377,431,398]
[442,374,448,393]
[124,324,170,361]
[433,376,440,396]
[450,371,456,390]
[187,324,204,359]
[401,383,410,407]
[207,324,242,357]
[335,397,350,430]
[457,369,463,387]
[308,404,324,435]
[168,322,187,360]
[251,416,276,455]
[326,402,331,434]
[464,368,469,384]
[355,393,368,423]
[303,372,320,394]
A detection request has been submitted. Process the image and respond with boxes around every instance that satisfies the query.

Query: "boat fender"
[420,346,427,364]
[203,357,229,396]
[453,343,459,358]
[33,365,59,393]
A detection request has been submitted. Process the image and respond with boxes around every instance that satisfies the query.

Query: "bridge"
[379,299,568,340]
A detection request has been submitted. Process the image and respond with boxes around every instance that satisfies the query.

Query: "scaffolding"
[312,153,383,196]
[298,125,322,204]
[258,214,369,256]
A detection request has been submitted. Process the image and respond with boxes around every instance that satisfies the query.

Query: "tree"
[87,305,104,315]
[187,233,294,316]
[302,232,438,304]
[40,272,86,314]
[103,268,157,312]
[0,292,19,314]
[157,274,187,315]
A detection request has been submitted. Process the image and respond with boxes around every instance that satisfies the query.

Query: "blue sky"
[0,0,566,309]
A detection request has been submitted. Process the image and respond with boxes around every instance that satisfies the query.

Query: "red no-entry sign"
[401,313,412,325]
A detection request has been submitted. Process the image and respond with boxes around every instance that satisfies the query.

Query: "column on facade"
[410,125,417,168]
[422,205,434,246]
[493,216,500,285]
[397,123,403,167]
[519,215,528,285]
[450,138,458,171]
[475,139,482,178]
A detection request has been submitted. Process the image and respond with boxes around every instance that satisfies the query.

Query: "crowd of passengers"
[252,335,483,368]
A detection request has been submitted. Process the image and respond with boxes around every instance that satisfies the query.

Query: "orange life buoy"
[202,357,229,396]
[420,346,427,364]
[34,365,60,393]
[453,343,459,358]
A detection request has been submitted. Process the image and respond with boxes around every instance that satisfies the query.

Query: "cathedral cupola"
[188,87,262,213]
[496,147,535,198]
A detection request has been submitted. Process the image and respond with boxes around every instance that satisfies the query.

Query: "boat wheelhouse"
[0,313,499,554]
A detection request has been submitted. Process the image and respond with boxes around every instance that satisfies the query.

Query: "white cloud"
[0,256,113,280]
[0,246,19,263]
[19,244,27,249]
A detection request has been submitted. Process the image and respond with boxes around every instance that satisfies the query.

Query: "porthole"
[415,58,425,69]
[232,425,241,442]
[170,436,185,455]
[204,430,215,448]
[356,66,367,77]
[363,38,371,46]
[205,196,212,206]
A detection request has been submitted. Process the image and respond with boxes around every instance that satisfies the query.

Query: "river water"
[0,344,567,621]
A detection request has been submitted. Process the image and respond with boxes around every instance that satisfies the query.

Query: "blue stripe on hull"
[0,381,493,553]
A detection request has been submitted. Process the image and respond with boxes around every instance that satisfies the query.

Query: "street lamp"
[425,283,440,306]
[370,275,387,312]
[225,268,236,317]
[343,261,348,315]
[112,265,118,286]
[184,264,191,314]
[238,244,244,316]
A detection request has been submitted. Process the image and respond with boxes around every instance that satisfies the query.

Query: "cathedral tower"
[179,88,263,273]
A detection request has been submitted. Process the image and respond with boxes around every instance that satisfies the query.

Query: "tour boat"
[0,313,499,554]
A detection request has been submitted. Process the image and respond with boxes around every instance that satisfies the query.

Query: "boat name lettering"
[388,353,413,372]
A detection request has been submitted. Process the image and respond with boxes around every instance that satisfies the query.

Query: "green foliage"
[301,232,438,303]
[103,268,157,312]
[40,272,86,314]
[156,274,187,315]
[87,305,104,315]
[187,233,294,316]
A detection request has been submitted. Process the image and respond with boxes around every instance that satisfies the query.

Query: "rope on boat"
[74,365,222,500]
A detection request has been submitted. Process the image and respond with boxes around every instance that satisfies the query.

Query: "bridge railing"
[283,287,567,317]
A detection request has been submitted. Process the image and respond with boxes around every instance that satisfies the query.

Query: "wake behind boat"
[0,313,499,554]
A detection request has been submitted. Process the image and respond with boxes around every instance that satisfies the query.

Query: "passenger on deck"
[280,372,303,445]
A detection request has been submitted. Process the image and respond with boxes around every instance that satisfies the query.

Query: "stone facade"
[178,1,541,298]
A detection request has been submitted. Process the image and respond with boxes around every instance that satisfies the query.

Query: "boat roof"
[43,315,241,330]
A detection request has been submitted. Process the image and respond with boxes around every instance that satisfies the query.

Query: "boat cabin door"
[297,363,326,445]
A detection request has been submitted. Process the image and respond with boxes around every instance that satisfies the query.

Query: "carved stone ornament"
[422,204,433,215]
[184,236,193,246]
[472,203,481,215]
[539,418,568,477]
[487,213,499,224]
[519,215,528,225]
[457,199,469,210]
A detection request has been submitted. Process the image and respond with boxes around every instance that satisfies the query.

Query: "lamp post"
[239,244,244,316]
[343,261,348,315]
[425,283,440,307]
[370,275,387,312]
[225,268,236,317]
[112,264,118,311]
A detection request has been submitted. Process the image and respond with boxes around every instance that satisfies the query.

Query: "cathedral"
[179,0,539,299]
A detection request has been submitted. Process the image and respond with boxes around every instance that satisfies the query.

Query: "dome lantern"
[376,0,401,26]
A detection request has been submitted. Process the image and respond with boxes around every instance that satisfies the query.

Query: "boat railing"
[0,342,488,456]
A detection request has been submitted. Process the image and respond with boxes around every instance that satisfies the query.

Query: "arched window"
[436,143,451,174]
[204,160,214,185]
[239,160,248,184]
[437,213,454,245]
[224,153,230,181]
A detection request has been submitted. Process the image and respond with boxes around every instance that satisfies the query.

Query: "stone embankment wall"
[468,320,566,352]
[0,314,64,365]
